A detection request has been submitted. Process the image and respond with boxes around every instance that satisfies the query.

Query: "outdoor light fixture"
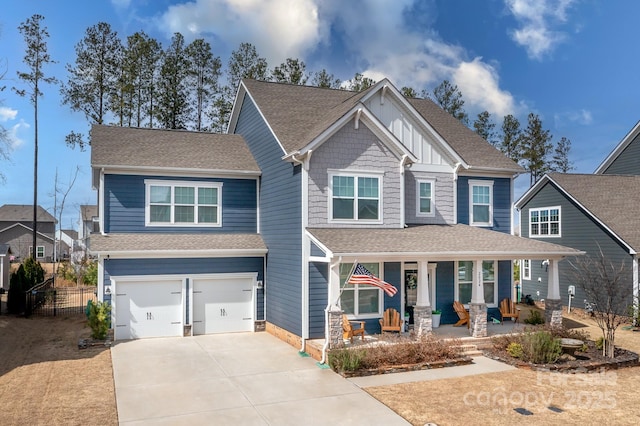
[104,286,112,295]
[541,259,549,271]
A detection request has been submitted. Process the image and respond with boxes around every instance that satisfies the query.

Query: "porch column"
[469,259,487,337]
[414,260,432,337]
[545,259,563,327]
[327,260,343,348]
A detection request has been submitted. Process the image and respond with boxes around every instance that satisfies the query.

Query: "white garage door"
[192,276,254,335]
[115,279,183,340]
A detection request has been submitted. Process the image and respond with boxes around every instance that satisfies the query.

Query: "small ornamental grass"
[328,334,463,373]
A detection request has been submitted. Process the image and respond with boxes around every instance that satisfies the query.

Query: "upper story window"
[145,179,222,227]
[469,180,493,226]
[329,171,382,223]
[29,246,45,258]
[416,179,435,217]
[529,206,560,237]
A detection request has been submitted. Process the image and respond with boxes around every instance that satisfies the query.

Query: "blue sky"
[1,0,638,230]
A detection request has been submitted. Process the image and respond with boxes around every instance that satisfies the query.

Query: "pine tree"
[185,38,221,131]
[473,111,497,145]
[7,265,27,314]
[521,113,553,185]
[431,80,468,124]
[551,136,574,173]
[155,33,191,129]
[499,114,523,163]
[272,58,307,85]
[311,69,341,89]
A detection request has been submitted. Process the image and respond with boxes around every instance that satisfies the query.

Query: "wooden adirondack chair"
[453,301,470,328]
[342,315,365,343]
[379,308,403,333]
[499,298,520,324]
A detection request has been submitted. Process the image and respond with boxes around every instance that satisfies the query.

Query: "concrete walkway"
[111,332,410,425]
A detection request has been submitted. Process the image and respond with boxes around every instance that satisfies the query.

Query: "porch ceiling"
[307,224,584,261]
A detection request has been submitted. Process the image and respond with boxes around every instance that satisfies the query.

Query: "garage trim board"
[111,272,258,340]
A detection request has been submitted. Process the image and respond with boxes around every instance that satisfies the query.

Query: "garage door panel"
[115,280,183,340]
[192,277,253,335]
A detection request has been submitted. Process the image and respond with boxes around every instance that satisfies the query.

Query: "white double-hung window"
[455,260,498,307]
[145,180,222,226]
[329,171,382,223]
[339,262,383,317]
[416,179,435,217]
[469,180,493,226]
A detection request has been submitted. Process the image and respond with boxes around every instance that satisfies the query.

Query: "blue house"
[516,121,640,316]
[92,79,580,350]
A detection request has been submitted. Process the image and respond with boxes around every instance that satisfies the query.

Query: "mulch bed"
[484,340,639,372]
[336,356,474,378]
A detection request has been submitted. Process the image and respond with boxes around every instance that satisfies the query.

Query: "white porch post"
[327,260,343,348]
[414,260,432,336]
[469,259,488,337]
[545,259,563,327]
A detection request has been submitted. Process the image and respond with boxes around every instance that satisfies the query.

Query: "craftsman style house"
[92,79,580,348]
[516,121,640,313]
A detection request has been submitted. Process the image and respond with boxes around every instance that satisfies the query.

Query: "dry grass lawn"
[0,302,117,426]
[366,311,640,425]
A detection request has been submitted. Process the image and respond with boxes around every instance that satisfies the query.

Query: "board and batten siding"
[404,170,455,225]
[103,256,265,319]
[233,94,304,336]
[601,132,640,175]
[519,181,633,307]
[103,174,257,233]
[307,119,402,228]
[457,176,512,233]
[363,92,450,167]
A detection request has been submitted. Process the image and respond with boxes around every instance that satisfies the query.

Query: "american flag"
[347,263,398,297]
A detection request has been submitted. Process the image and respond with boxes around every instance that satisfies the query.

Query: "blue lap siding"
[457,176,511,233]
[308,262,329,338]
[233,94,303,336]
[104,174,257,233]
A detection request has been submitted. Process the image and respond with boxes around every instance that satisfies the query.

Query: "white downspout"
[399,154,409,228]
[633,253,639,325]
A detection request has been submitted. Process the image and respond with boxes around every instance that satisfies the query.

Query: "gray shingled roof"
[548,173,640,251]
[80,205,98,221]
[0,204,55,222]
[241,79,522,172]
[308,224,581,259]
[89,233,267,254]
[91,124,260,173]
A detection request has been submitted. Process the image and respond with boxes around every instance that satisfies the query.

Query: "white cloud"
[0,107,17,122]
[159,0,325,64]
[8,120,29,150]
[554,109,593,127]
[111,0,131,8]
[505,0,578,60]
[452,59,516,118]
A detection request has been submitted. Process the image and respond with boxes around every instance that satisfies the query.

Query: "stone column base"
[328,308,344,349]
[469,303,488,338]
[414,305,433,337]
[545,298,563,327]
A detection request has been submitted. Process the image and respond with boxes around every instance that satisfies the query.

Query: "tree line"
[6,15,573,188]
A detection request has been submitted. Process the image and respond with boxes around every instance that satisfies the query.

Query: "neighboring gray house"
[78,205,98,253]
[55,229,78,260]
[0,244,10,290]
[516,121,640,312]
[0,204,56,261]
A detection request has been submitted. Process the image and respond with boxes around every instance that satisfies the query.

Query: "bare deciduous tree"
[569,249,632,358]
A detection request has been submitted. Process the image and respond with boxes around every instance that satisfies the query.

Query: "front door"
[404,262,436,325]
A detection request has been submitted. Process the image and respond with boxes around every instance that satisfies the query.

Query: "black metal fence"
[25,279,97,317]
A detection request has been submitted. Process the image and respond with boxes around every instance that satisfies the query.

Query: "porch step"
[457,343,483,357]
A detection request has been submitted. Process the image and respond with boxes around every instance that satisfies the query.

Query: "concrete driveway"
[111,332,409,425]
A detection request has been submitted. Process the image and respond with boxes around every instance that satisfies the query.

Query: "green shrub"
[596,337,604,350]
[328,348,365,372]
[524,309,545,325]
[520,331,562,364]
[87,300,111,340]
[7,265,27,314]
[23,257,45,288]
[83,261,98,285]
[507,342,523,358]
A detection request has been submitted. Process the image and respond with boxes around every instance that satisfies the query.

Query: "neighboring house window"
[469,180,493,226]
[522,259,531,280]
[145,180,222,226]
[28,246,45,258]
[329,172,382,222]
[529,206,561,237]
[339,262,383,317]
[455,260,498,306]
[416,179,435,216]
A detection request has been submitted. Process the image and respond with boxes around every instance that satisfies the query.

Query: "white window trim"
[469,180,494,227]
[416,178,436,217]
[522,259,531,280]
[328,170,383,224]
[144,179,223,227]
[454,260,498,308]
[340,262,384,319]
[529,206,561,238]
[29,246,45,258]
